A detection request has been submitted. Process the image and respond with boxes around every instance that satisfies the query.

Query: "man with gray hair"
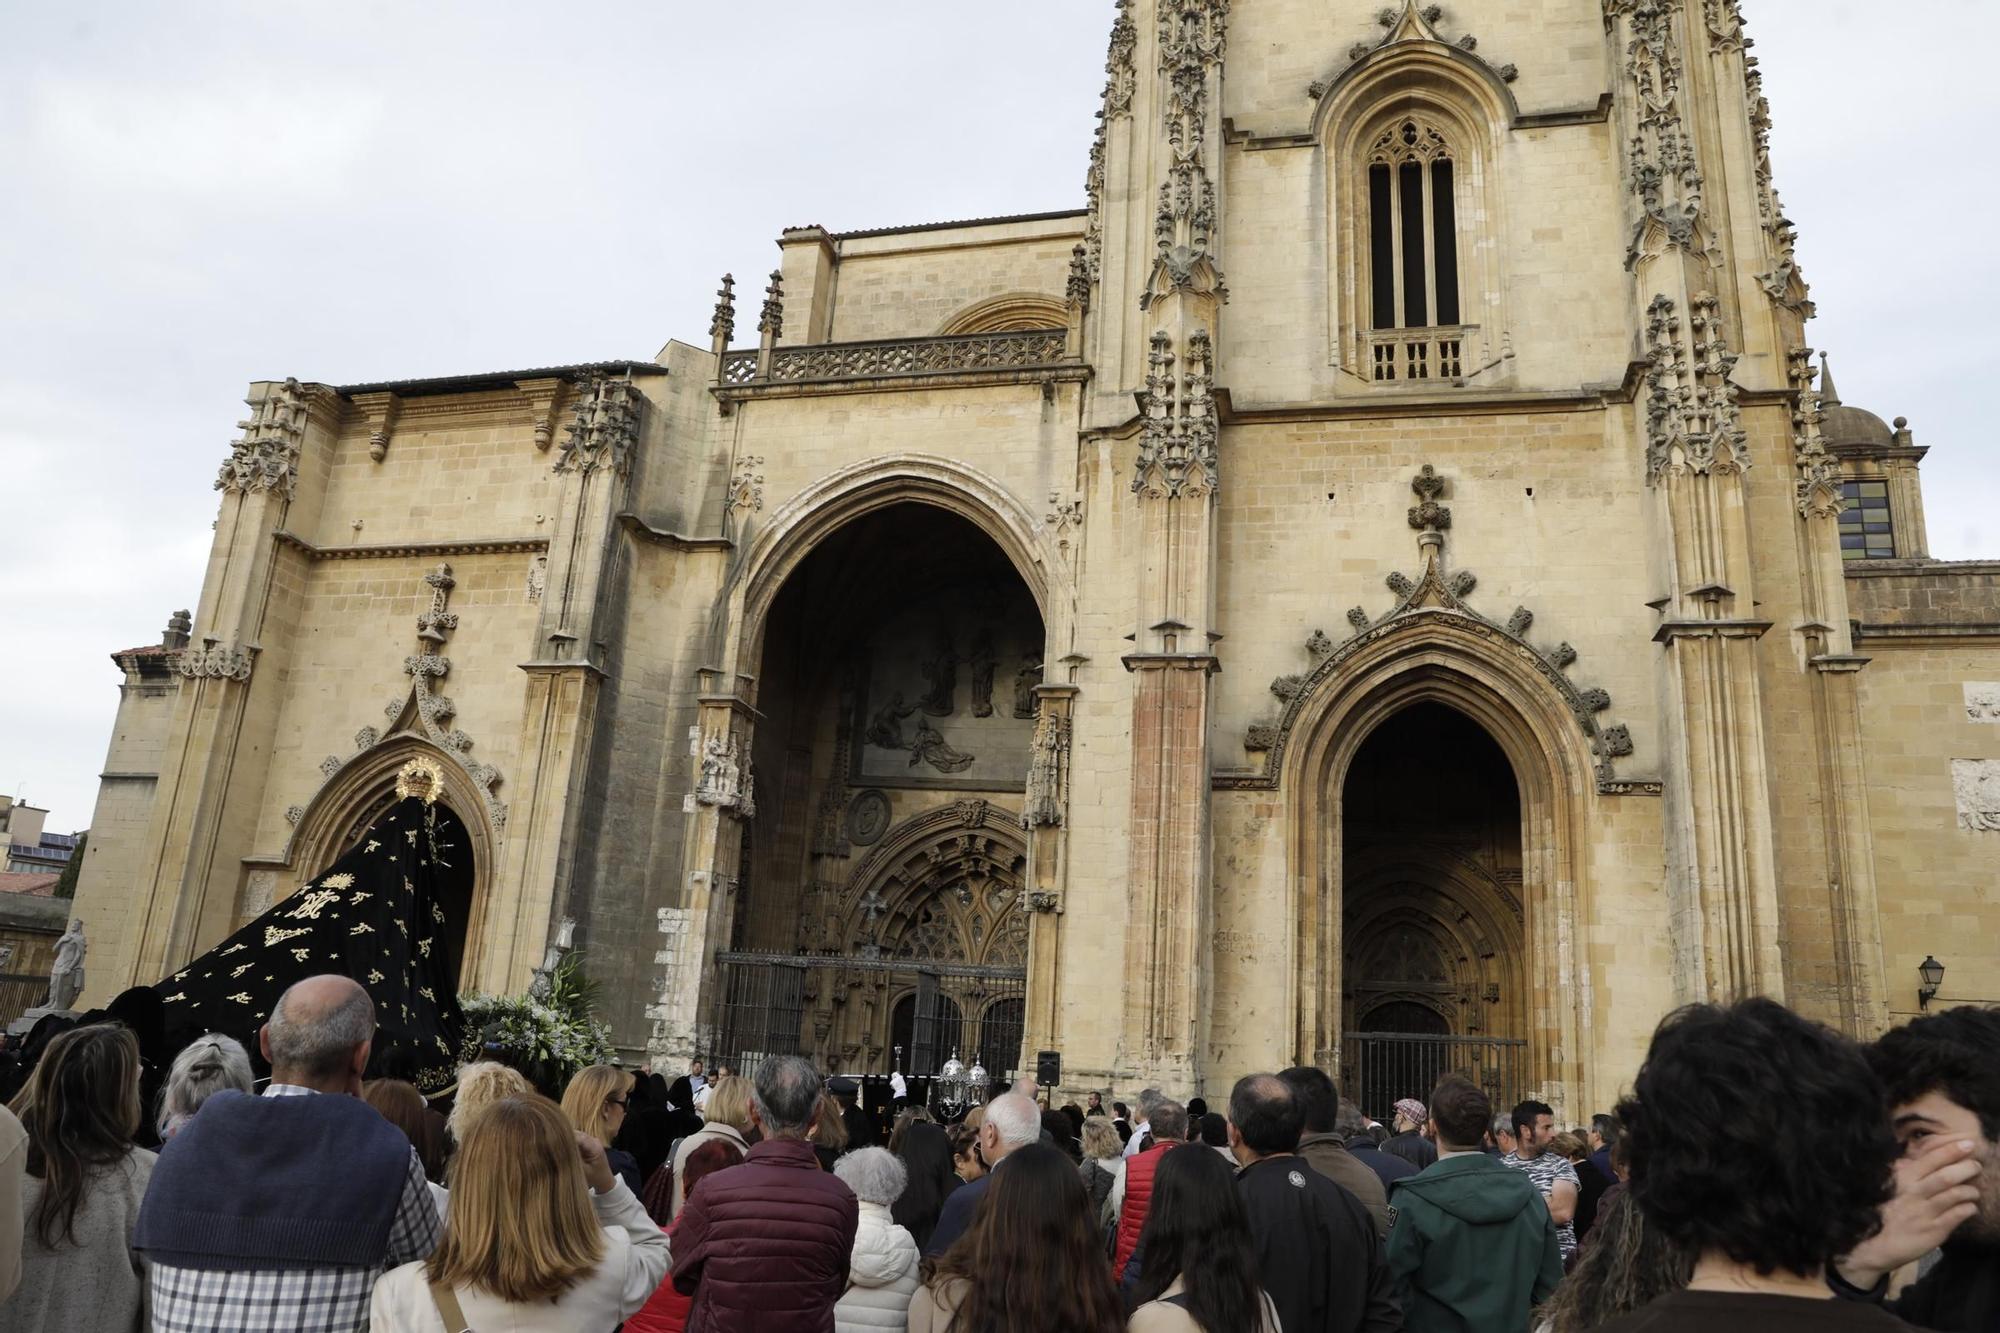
[923,1090,1041,1256]
[671,1054,860,1331]
[1111,1096,1189,1273]
[135,974,439,1333]
[1124,1085,1166,1159]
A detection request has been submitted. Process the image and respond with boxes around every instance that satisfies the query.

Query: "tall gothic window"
[1368,120,1462,333]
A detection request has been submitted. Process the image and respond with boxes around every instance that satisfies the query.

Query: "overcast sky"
[2,2,1992,833]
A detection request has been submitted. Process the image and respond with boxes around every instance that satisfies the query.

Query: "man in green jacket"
[1387,1074,1563,1333]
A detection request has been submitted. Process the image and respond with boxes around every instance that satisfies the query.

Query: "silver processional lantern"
[935,1052,967,1113]
[966,1059,990,1106]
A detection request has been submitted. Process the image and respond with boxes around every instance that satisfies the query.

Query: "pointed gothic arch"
[1316,16,1515,386]
[281,735,496,986]
[1281,616,1599,1119]
[835,800,1030,968]
[715,453,1069,686]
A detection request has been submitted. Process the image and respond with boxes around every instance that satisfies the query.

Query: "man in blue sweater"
[136,974,440,1333]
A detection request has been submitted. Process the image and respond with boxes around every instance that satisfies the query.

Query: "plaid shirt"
[149,1084,442,1333]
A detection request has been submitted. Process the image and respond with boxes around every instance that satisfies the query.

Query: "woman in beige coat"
[1124,1145,1281,1333]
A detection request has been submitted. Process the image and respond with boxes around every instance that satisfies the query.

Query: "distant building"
[0,873,60,898]
[0,797,82,876]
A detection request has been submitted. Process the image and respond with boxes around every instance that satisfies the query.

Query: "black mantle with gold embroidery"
[157,797,467,1092]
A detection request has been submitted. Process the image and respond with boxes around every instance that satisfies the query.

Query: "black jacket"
[1837,1239,2000,1332]
[1237,1154,1400,1333]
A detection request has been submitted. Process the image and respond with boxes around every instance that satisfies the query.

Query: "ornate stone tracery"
[552,373,644,479]
[215,377,314,502]
[828,801,1030,969]
[1607,0,1718,270]
[1131,328,1218,498]
[1643,294,1748,482]
[1143,0,1230,311]
[1790,346,1841,519]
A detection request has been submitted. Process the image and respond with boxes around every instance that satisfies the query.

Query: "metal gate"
[1342,1032,1529,1122]
[713,951,1025,1081]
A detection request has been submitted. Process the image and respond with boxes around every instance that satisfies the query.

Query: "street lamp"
[1919,956,1946,1009]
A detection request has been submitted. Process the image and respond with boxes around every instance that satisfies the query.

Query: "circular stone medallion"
[846,789,892,846]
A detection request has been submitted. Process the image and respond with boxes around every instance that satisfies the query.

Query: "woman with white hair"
[831,1146,920,1333]
[156,1033,253,1140]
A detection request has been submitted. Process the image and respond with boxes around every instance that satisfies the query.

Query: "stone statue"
[1012,656,1043,719]
[916,631,958,717]
[46,918,86,1011]
[968,628,997,718]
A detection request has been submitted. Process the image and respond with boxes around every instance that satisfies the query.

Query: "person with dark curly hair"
[1590,997,1913,1331]
[1829,1005,1999,1329]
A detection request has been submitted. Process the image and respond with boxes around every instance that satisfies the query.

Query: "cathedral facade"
[72,0,2000,1117]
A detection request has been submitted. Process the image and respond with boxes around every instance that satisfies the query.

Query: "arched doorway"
[285,742,492,994]
[1339,702,1528,1117]
[710,502,1043,1080]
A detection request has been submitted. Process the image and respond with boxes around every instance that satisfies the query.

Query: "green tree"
[51,832,86,899]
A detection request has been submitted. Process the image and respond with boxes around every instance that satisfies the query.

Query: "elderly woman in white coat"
[831,1146,921,1333]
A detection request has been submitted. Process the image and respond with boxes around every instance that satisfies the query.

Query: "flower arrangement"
[457,951,614,1095]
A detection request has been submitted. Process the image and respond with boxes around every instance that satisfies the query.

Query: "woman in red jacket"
[624,1139,746,1333]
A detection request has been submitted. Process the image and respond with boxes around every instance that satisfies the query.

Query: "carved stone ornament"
[1319,0,1519,97]
[1955,760,2000,833]
[1132,328,1219,499]
[1791,348,1841,519]
[175,643,256,682]
[758,270,784,340]
[696,731,756,818]
[1023,709,1072,829]
[1142,0,1230,311]
[1103,0,1138,119]
[846,789,892,846]
[710,273,737,345]
[1644,294,1749,482]
[1965,684,2000,723]
[215,378,312,502]
[1745,54,1813,317]
[553,373,643,479]
[1607,0,1721,271]
[724,455,766,515]
[281,562,509,849]
[1234,464,1650,794]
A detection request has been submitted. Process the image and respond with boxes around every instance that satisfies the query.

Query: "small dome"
[1818,355,1896,449]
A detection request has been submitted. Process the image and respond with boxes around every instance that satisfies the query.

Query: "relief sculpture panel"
[851,582,1040,791]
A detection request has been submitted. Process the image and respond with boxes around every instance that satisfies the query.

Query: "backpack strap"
[429,1279,473,1333]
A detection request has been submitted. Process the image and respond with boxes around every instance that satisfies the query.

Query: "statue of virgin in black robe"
[155,794,470,1092]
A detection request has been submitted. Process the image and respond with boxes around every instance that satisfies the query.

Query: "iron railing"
[719,328,1068,387]
[0,974,49,1029]
[1343,1031,1528,1123]
[712,951,1025,1083]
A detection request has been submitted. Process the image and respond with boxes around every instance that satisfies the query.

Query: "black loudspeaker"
[1036,1050,1061,1087]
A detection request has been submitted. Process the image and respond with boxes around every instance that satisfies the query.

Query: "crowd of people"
[0,971,1989,1333]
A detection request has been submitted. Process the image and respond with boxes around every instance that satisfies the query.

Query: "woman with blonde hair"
[156,1031,253,1141]
[651,1073,755,1220]
[1078,1114,1125,1224]
[0,1024,154,1332]
[370,1095,668,1332]
[562,1064,644,1196]
[446,1060,531,1143]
